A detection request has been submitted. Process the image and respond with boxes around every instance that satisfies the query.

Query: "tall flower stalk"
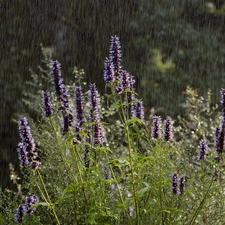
[18,117,40,168]
[50,60,73,132]
[16,117,60,224]
[75,86,85,141]
[164,117,173,141]
[152,116,162,139]
[43,91,53,117]
[89,83,104,145]
[109,35,122,79]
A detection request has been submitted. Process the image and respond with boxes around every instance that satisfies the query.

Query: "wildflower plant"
[2,36,225,225]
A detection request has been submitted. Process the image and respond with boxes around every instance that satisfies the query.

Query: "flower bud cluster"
[172,173,186,195]
[104,36,146,121]
[151,116,173,141]
[15,195,39,223]
[17,117,40,168]
[89,84,104,144]
[151,116,162,139]
[213,88,225,156]
[198,139,207,160]
[221,88,225,128]
[43,91,53,117]
[109,35,122,79]
[104,58,115,83]
[164,117,173,141]
[75,86,85,141]
[50,60,73,132]
[214,126,224,154]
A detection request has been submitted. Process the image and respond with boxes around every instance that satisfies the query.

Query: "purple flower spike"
[50,60,73,125]
[18,117,40,168]
[151,115,162,139]
[75,87,85,130]
[89,84,105,144]
[30,161,41,169]
[94,124,104,144]
[63,113,73,132]
[89,83,100,121]
[164,117,173,141]
[214,126,224,154]
[15,195,39,223]
[17,143,29,167]
[198,139,207,160]
[75,86,85,141]
[221,88,225,127]
[109,35,122,78]
[120,70,135,91]
[60,84,71,110]
[43,91,53,117]
[180,176,186,195]
[50,60,63,99]
[19,117,36,157]
[135,100,144,120]
[104,57,115,83]
[172,173,179,194]
[15,205,27,223]
[25,195,39,214]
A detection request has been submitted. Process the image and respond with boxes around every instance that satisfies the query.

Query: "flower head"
[75,87,85,131]
[25,195,39,214]
[109,35,122,78]
[63,113,73,132]
[43,91,53,117]
[104,57,115,83]
[164,117,173,141]
[135,100,144,120]
[151,115,162,139]
[221,88,225,127]
[15,205,27,223]
[214,126,224,154]
[17,142,29,167]
[59,84,71,111]
[89,84,105,144]
[94,124,105,144]
[120,70,135,90]
[50,60,63,99]
[179,176,186,194]
[89,83,100,122]
[198,139,207,160]
[172,173,179,194]
[15,195,39,223]
[18,117,39,168]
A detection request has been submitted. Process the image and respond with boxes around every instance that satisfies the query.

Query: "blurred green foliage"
[1,0,225,188]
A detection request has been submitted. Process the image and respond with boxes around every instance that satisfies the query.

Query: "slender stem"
[189,175,214,225]
[126,125,140,225]
[36,169,61,225]
[104,151,132,225]
[71,145,89,210]
[49,117,78,182]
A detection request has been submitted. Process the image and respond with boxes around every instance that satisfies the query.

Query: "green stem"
[126,125,140,225]
[36,169,61,225]
[189,175,214,225]
[71,145,89,210]
[104,151,132,225]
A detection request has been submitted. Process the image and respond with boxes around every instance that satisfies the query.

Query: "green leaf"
[126,117,143,125]
[62,183,80,196]
[138,186,150,198]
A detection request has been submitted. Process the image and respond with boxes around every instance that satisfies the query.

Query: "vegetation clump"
[1,36,225,225]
